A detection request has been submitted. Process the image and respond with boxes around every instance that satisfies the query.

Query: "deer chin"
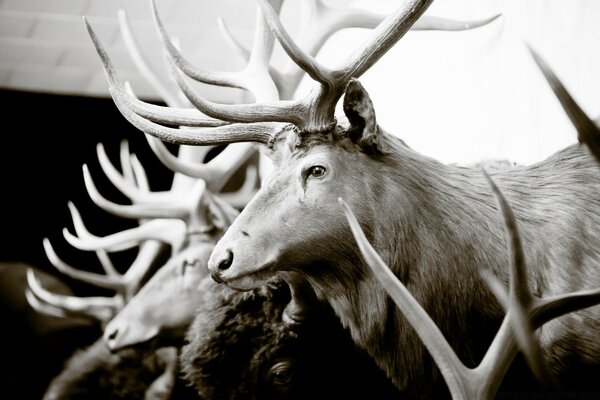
[219,261,277,291]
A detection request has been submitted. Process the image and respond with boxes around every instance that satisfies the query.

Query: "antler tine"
[48,201,164,300]
[119,7,249,196]
[63,218,187,254]
[129,153,150,193]
[413,14,501,31]
[149,0,244,90]
[221,1,499,101]
[477,172,600,394]
[43,238,123,290]
[217,16,251,63]
[257,0,336,87]
[144,134,256,193]
[66,201,120,277]
[96,143,146,202]
[259,0,433,83]
[253,0,435,131]
[115,94,283,146]
[85,17,231,128]
[121,81,257,192]
[166,58,302,124]
[481,171,557,388]
[341,187,600,398]
[26,269,121,323]
[151,0,281,103]
[275,1,500,100]
[150,0,308,124]
[83,164,189,220]
[119,139,135,184]
[86,15,285,145]
[87,154,231,234]
[25,288,68,319]
[97,143,186,202]
[335,0,434,81]
[118,8,188,108]
[338,197,470,397]
[527,44,600,163]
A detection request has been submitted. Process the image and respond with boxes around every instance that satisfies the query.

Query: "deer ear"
[342,79,382,153]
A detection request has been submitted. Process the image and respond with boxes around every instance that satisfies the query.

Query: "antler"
[26,269,121,323]
[86,0,437,146]
[339,178,600,399]
[341,54,600,392]
[527,45,600,163]
[118,9,259,190]
[220,0,500,100]
[25,147,173,323]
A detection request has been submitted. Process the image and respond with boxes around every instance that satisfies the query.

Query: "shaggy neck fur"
[301,133,600,396]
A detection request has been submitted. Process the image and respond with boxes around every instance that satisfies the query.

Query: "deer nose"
[216,249,234,271]
[104,326,120,352]
[209,249,234,283]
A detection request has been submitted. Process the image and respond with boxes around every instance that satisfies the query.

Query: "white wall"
[289,0,600,165]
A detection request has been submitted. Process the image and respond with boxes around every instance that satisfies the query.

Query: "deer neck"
[323,141,514,393]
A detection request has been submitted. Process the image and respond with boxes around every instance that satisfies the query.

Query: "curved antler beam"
[63,218,186,254]
[145,136,255,192]
[26,269,120,322]
[43,238,123,290]
[83,164,188,220]
[481,171,556,388]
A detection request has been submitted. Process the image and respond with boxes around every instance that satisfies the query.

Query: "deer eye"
[267,360,294,387]
[307,165,326,178]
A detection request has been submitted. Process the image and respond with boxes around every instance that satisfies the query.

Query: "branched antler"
[220,0,500,99]
[118,8,258,191]
[339,174,600,399]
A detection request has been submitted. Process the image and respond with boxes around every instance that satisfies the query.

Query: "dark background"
[0,88,176,270]
[0,88,176,399]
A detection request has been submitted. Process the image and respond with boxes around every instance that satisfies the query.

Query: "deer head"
[96,2,600,396]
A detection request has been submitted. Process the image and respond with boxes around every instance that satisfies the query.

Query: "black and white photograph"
[0,0,599,399]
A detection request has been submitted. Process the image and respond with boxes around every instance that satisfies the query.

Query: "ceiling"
[0,0,285,102]
[2,0,600,166]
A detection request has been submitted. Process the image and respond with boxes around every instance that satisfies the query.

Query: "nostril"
[107,328,119,341]
[217,249,234,270]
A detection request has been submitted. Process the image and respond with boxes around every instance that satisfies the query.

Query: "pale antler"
[117,8,188,109]
[138,0,280,184]
[220,0,500,99]
[527,44,600,163]
[339,189,600,398]
[27,185,182,324]
[26,268,121,324]
[150,0,281,102]
[138,0,495,191]
[29,202,167,317]
[479,171,557,389]
[27,146,172,322]
[85,0,436,146]
[62,216,186,254]
[26,189,164,324]
[118,11,258,191]
[61,202,164,298]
